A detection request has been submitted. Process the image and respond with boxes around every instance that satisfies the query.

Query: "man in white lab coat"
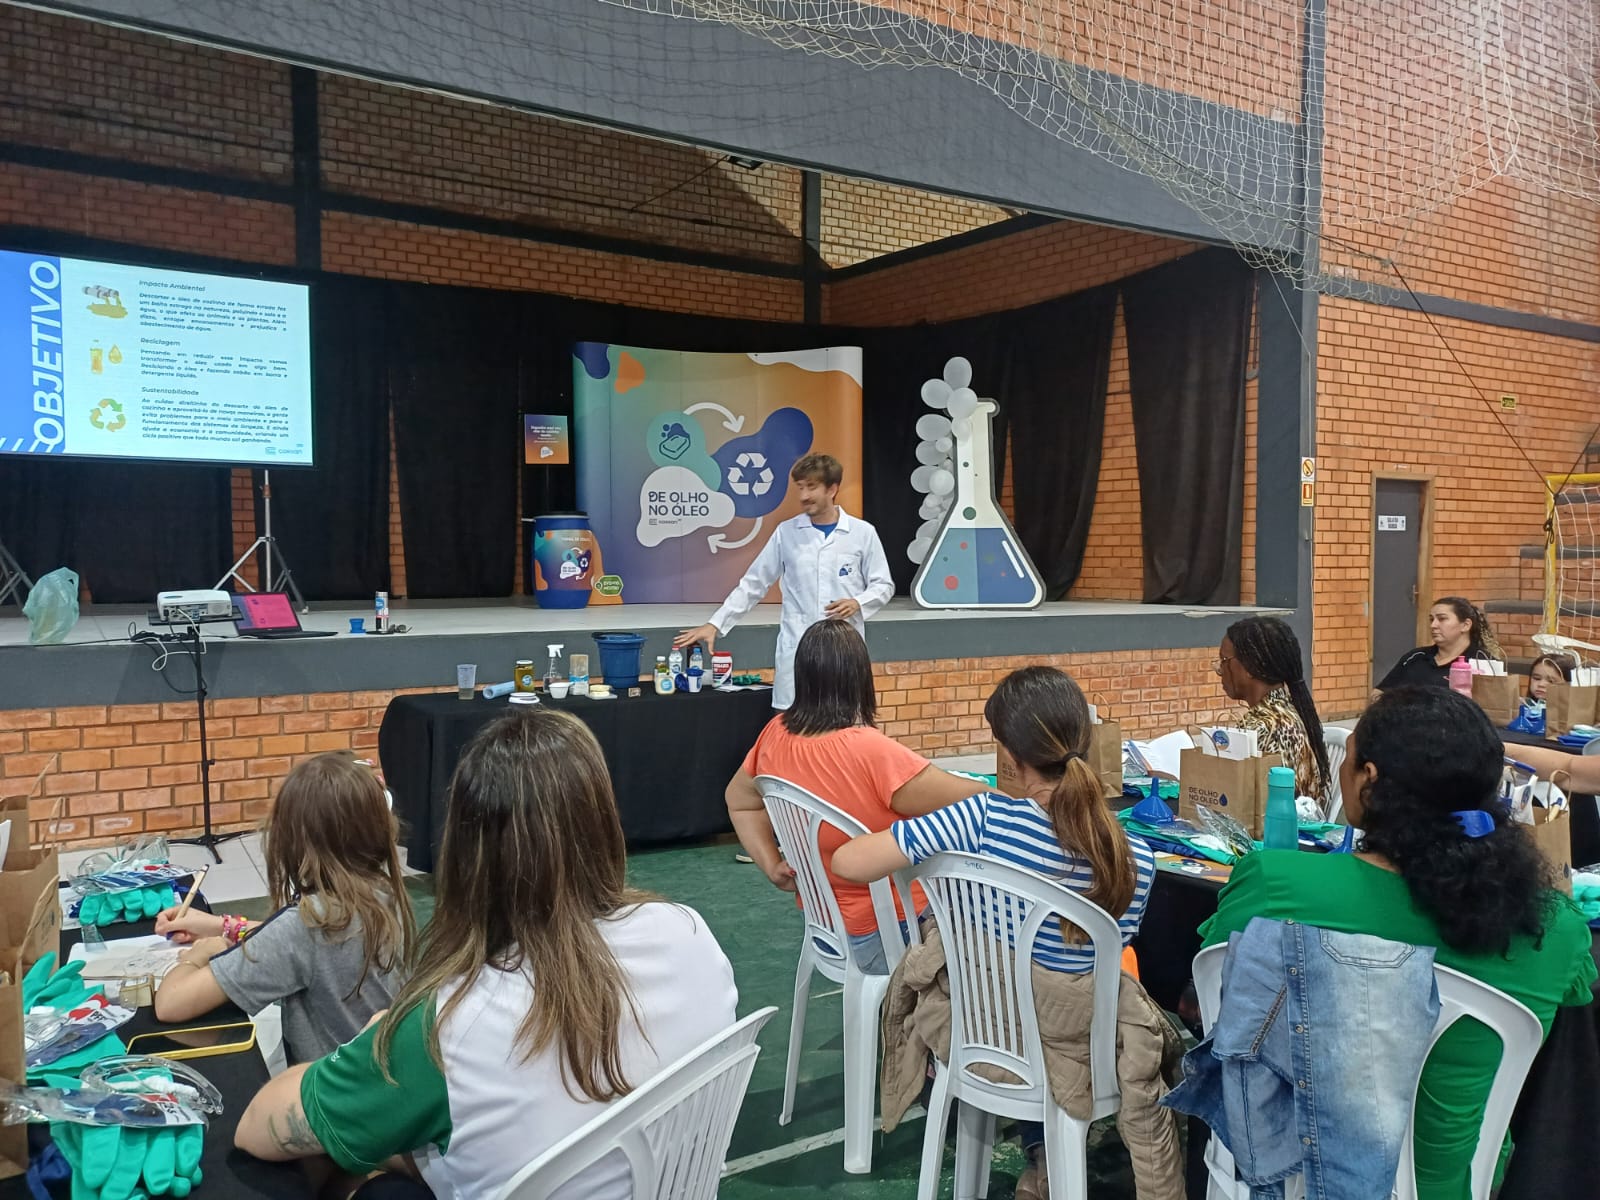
[675,453,895,709]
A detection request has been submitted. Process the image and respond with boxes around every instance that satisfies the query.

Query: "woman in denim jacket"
[1202,686,1595,1200]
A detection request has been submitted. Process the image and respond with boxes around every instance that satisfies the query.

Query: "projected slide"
[0,250,312,465]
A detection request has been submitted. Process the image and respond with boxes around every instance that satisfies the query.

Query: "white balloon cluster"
[907,356,974,565]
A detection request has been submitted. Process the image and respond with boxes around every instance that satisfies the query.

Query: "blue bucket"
[593,633,647,689]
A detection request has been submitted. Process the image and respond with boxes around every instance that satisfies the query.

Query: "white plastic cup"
[456,664,477,700]
[550,681,571,699]
[687,674,702,693]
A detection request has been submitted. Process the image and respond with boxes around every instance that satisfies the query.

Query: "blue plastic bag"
[23,568,79,645]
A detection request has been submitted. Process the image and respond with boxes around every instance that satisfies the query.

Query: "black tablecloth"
[1137,868,1600,1200]
[0,921,306,1200]
[380,689,776,872]
[1500,726,1600,867]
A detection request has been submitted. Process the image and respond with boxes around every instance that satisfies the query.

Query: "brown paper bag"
[1471,674,1521,726]
[1087,719,1123,801]
[1178,749,1284,839]
[0,843,61,1180]
[1545,682,1598,736]
[1527,805,1572,894]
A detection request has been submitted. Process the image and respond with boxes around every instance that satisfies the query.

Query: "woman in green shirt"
[1202,686,1595,1200]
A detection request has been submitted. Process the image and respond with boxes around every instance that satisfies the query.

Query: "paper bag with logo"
[0,843,62,1179]
[1471,674,1521,726]
[1086,719,1123,800]
[1544,682,1598,736]
[1178,749,1284,840]
[1527,805,1572,895]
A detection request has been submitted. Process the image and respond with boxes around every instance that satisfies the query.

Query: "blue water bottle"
[1263,765,1299,851]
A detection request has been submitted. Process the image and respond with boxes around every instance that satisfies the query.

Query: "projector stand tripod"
[216,469,307,613]
[150,616,246,863]
[0,535,32,611]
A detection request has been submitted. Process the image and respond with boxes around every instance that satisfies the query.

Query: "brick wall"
[824,218,1196,325]
[1312,298,1600,717]
[819,175,1006,267]
[2,646,1230,848]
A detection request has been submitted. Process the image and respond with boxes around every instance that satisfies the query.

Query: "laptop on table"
[233,593,337,639]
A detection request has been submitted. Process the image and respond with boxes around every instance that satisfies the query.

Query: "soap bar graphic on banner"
[574,344,863,604]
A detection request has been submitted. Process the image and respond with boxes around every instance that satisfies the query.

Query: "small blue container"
[593,633,647,689]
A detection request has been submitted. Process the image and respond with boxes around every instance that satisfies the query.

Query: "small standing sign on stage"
[523,415,571,465]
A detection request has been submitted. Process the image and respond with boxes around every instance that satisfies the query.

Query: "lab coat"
[709,509,895,708]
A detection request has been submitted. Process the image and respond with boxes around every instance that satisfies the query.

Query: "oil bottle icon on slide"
[912,399,1045,608]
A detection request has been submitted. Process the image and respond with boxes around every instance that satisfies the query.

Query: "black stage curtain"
[254,278,392,600]
[0,458,230,604]
[1121,248,1254,605]
[389,287,526,598]
[991,286,1116,599]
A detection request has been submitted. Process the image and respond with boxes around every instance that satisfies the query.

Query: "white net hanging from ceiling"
[601,0,1600,289]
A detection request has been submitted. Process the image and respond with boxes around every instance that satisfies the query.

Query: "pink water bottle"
[1449,656,1474,697]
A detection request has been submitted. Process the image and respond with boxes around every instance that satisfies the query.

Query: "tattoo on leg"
[269,1105,324,1156]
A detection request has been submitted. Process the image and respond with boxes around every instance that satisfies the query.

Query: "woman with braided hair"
[1216,615,1329,803]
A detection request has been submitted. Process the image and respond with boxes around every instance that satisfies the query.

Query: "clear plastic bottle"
[668,646,684,678]
[545,644,564,692]
[1448,656,1474,697]
[689,644,705,674]
[653,655,672,695]
[1263,765,1299,851]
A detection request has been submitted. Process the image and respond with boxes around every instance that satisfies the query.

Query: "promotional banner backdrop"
[574,344,863,604]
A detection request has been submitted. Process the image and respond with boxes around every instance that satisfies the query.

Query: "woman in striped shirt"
[834,665,1155,1200]
[834,665,1154,970]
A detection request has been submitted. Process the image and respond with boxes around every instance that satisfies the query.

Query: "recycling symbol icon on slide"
[90,398,126,431]
[726,451,774,496]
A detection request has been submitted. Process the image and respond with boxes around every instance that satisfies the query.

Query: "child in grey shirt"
[155,754,416,1064]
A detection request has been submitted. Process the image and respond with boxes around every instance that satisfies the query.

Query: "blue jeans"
[846,926,897,975]
[1163,918,1439,1199]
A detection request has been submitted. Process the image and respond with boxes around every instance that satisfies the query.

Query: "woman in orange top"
[725,619,982,972]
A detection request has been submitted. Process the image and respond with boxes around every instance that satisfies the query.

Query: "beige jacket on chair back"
[880,923,1186,1200]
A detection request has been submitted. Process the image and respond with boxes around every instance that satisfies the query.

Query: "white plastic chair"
[904,851,1124,1200]
[1321,726,1351,824]
[494,1005,778,1200]
[755,774,916,1173]
[1192,942,1542,1200]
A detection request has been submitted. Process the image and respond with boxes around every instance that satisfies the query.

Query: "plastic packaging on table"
[0,1080,208,1128]
[23,568,79,646]
[27,1000,135,1071]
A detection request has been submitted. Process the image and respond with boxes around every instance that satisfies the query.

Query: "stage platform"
[0,597,1281,710]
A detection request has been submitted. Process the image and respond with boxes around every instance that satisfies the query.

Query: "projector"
[156,589,233,622]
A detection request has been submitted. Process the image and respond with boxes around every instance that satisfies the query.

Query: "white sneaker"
[734,854,754,864]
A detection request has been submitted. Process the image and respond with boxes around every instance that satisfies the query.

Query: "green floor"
[247,843,1145,1196]
[625,841,1144,1199]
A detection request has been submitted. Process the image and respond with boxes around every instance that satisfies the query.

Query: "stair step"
[1520,544,1600,559]
[1484,598,1600,618]
[1483,599,1543,615]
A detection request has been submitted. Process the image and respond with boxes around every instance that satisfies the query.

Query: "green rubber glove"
[30,1034,127,1083]
[34,961,92,1010]
[22,953,59,1007]
[45,1069,204,1200]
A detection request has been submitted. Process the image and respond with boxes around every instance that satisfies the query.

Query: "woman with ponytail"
[835,667,1165,1200]
[835,665,1152,970]
[1375,595,1503,695]
[1218,616,1328,802]
[1203,687,1595,1199]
